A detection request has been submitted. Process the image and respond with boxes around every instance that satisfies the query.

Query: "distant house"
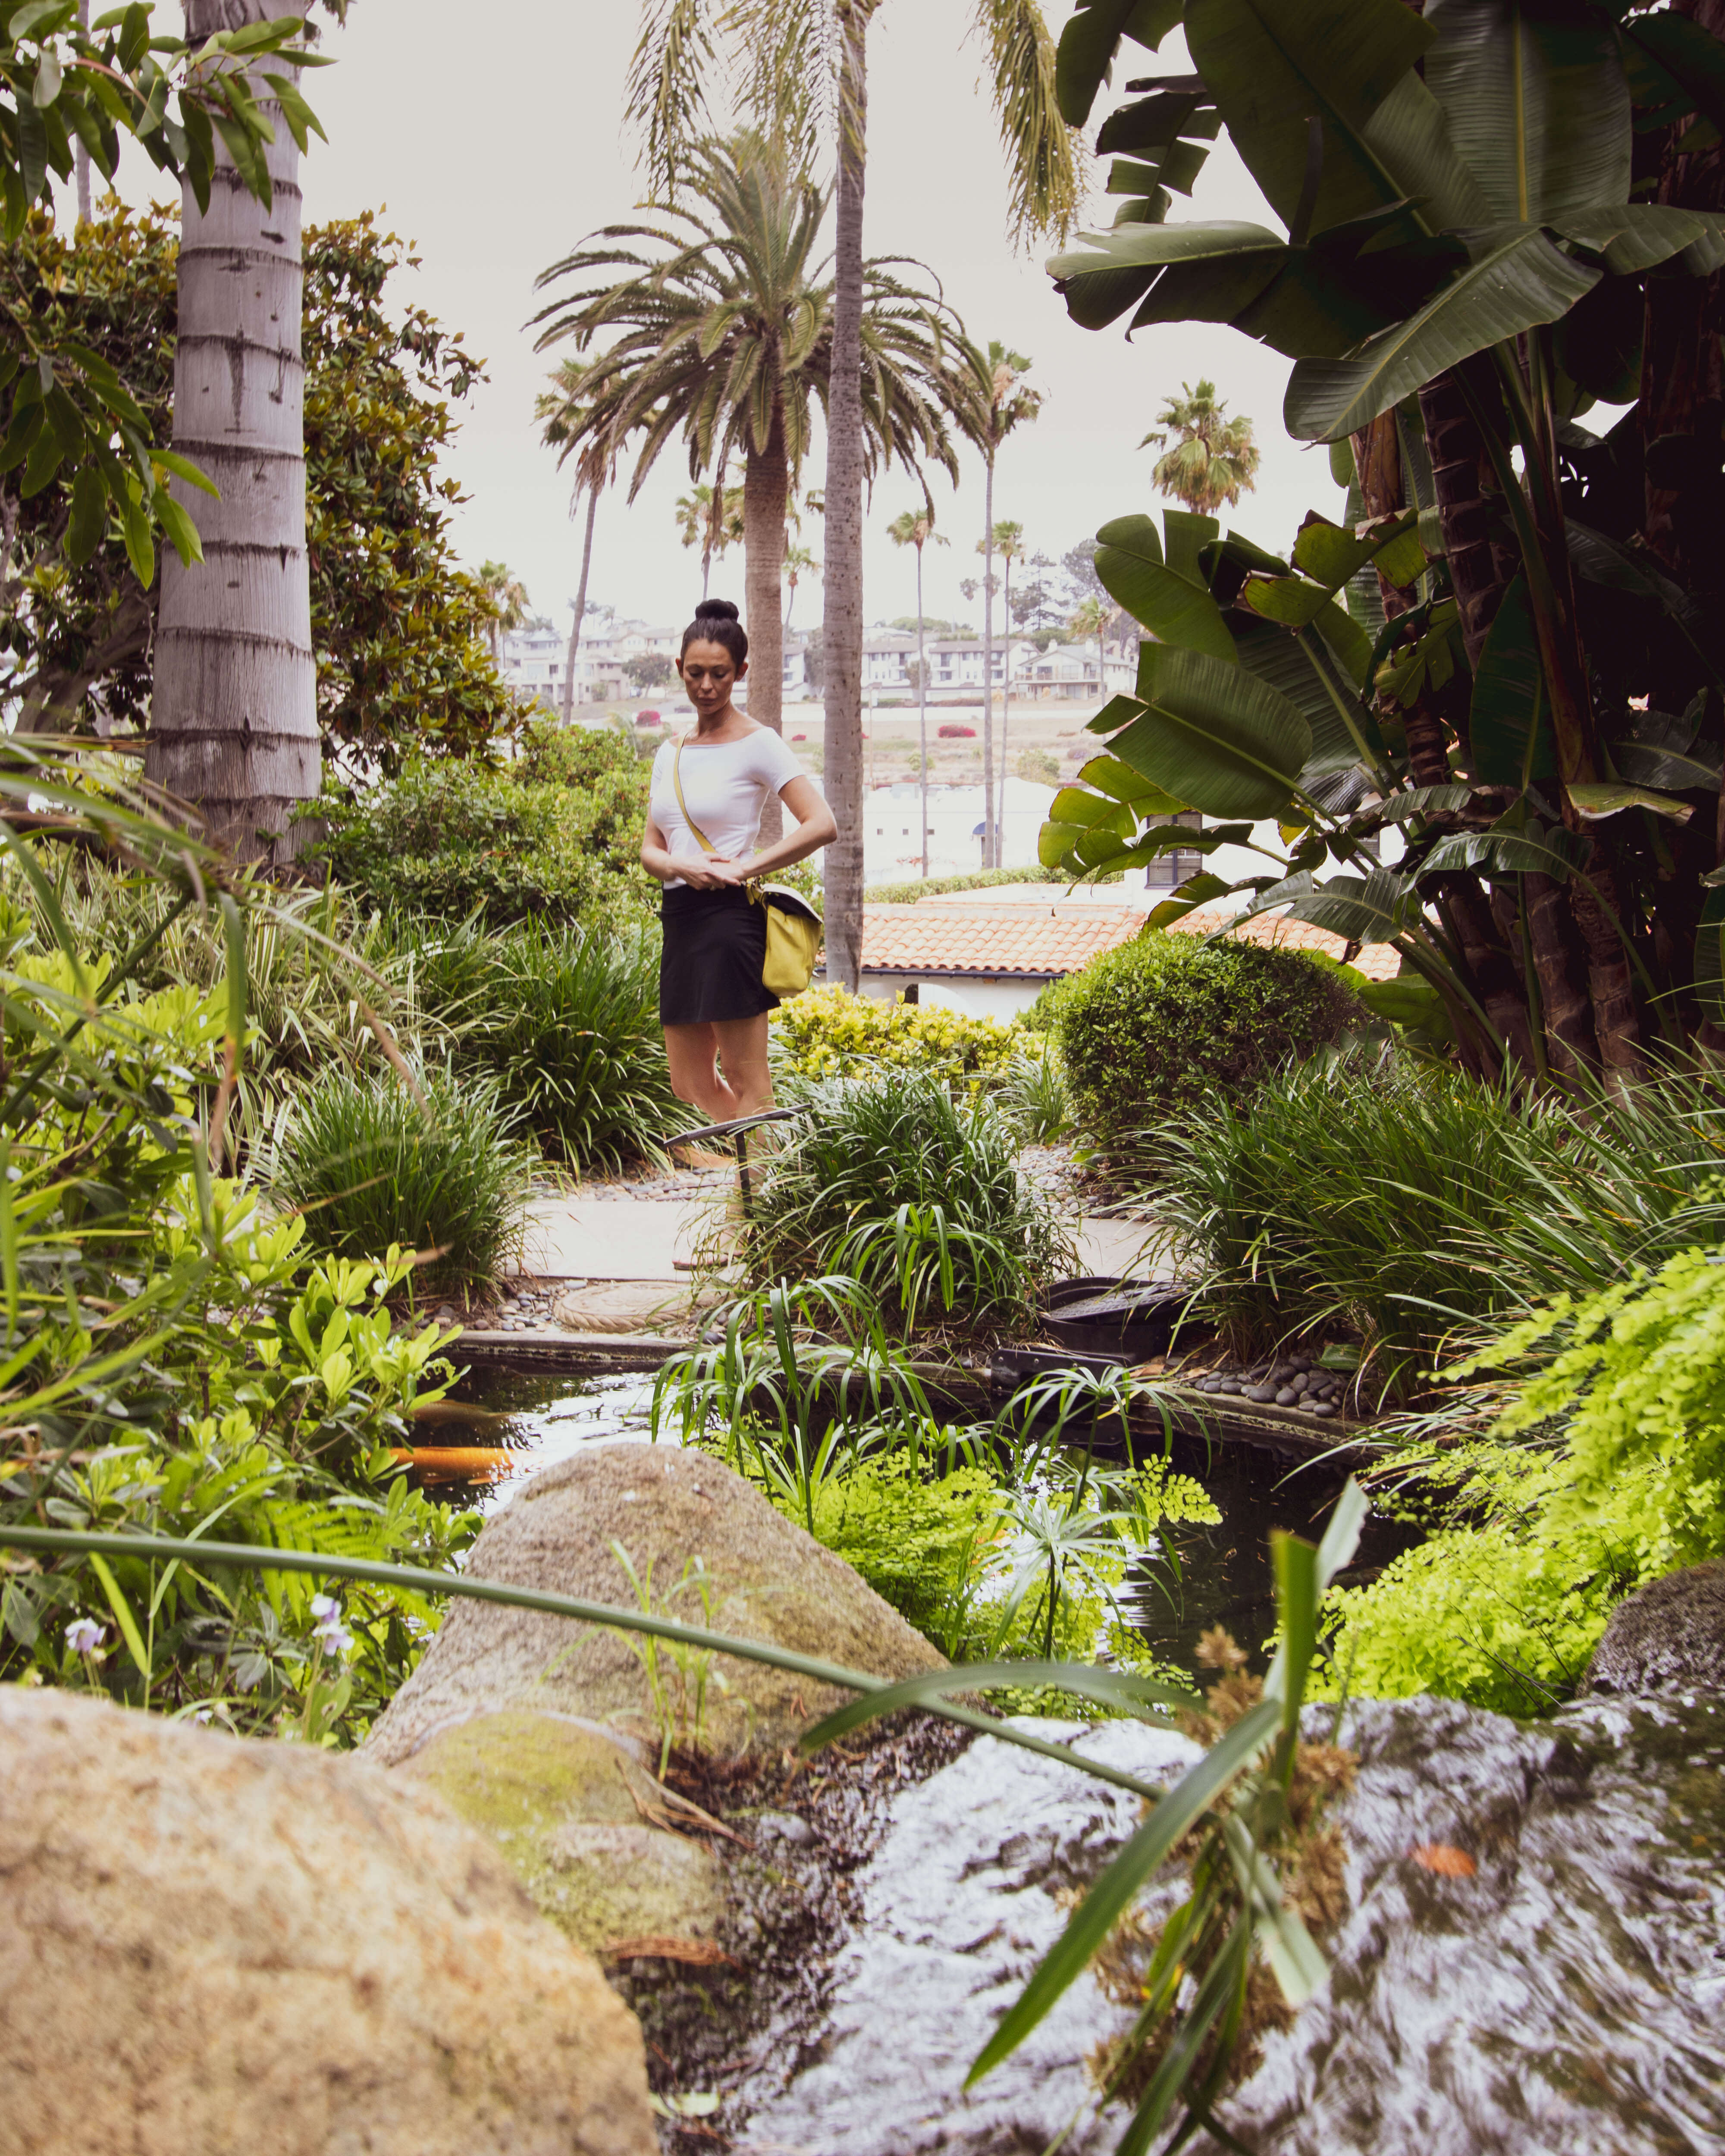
[1014,637,1137,701]
[502,617,680,709]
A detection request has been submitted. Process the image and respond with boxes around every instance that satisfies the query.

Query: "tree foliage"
[0,4,331,589]
[1042,0,1725,1085]
[0,202,521,771]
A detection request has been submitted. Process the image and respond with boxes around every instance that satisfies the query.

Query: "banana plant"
[1044,0,1725,1084]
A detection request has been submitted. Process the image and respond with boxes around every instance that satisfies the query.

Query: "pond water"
[413,1366,1420,1684]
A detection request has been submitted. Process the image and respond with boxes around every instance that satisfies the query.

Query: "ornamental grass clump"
[735,1069,1076,1336]
[1142,1053,1546,1392]
[394,912,679,1172]
[1054,932,1363,1153]
[273,1064,533,1300]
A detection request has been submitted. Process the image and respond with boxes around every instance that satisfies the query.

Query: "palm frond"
[626,0,723,203]
[971,0,1086,248]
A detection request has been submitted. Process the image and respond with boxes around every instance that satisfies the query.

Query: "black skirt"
[659,884,779,1025]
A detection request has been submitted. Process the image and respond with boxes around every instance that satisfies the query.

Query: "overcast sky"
[127,3,1352,638]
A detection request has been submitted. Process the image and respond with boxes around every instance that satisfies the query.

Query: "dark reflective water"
[410,1367,1419,1680]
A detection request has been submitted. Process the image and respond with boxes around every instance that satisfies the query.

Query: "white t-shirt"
[650,726,808,887]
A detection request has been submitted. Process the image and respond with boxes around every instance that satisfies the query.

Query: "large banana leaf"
[1077,752,1188,810]
[1284,224,1600,440]
[1094,512,1240,661]
[1421,817,1586,877]
[1048,217,1288,332]
[1424,0,1629,225]
[1553,204,1725,276]
[1232,614,1386,777]
[1249,866,1421,942]
[1468,573,1552,785]
[1055,0,1185,125]
[1619,6,1725,138]
[1109,644,1312,818]
[1185,0,1489,237]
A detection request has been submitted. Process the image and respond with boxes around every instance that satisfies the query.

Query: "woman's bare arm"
[743,775,837,878]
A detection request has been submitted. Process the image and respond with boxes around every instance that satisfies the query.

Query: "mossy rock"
[364,1444,943,1769]
[395,1708,722,1954]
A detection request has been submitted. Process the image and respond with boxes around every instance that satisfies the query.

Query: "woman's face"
[679,638,746,716]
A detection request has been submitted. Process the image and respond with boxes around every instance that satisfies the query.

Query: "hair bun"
[694,597,740,623]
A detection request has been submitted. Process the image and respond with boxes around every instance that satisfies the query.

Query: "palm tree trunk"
[997,551,1012,858]
[916,542,928,877]
[981,458,996,867]
[744,401,788,847]
[147,0,319,865]
[561,481,599,723]
[821,0,872,990]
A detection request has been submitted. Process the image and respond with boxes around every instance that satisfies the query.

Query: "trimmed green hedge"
[1053,931,1363,1143]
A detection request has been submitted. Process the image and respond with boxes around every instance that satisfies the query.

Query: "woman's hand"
[670,852,746,890]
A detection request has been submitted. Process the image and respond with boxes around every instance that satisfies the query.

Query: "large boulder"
[1583,1558,1725,1697]
[395,1707,724,1954]
[0,1687,656,2156]
[364,1443,944,1769]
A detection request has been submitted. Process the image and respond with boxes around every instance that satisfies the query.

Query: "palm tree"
[887,506,948,878]
[532,128,967,856]
[626,0,1080,981]
[965,344,1040,865]
[536,356,617,723]
[783,542,821,630]
[1143,381,1260,517]
[147,0,320,863]
[477,561,531,667]
[986,517,1025,856]
[673,476,745,601]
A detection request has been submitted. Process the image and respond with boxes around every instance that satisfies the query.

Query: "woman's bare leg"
[712,1012,773,1119]
[663,1023,743,1123]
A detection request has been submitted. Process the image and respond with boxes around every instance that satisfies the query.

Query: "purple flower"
[308,1592,338,1620]
[312,1603,354,1656]
[64,1617,105,1656]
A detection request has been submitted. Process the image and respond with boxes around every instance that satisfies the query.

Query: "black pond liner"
[1039,1275,1207,1361]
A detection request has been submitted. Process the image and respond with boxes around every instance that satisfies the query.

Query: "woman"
[642,597,837,1124]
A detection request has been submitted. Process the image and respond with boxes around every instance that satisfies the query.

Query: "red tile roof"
[858,897,1406,983]
[1171,909,1404,982]
[860,902,1142,978]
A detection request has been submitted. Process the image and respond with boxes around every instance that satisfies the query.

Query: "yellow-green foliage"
[1323,1248,1725,1713]
[773,985,1022,1083]
[754,1449,1215,1701]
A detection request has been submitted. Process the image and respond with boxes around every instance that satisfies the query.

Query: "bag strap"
[671,736,718,856]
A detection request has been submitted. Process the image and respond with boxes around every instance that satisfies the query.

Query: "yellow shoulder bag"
[672,736,824,1000]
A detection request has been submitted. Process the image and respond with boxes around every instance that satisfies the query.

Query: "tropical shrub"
[272,1064,533,1301]
[311,752,652,928]
[0,758,479,1746]
[35,858,413,1173]
[396,913,678,1171]
[1142,1053,1725,1391]
[1054,932,1362,1145]
[734,1071,1077,1335]
[772,984,1022,1085]
[1324,1249,1725,1713]
[1044,0,1725,1087]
